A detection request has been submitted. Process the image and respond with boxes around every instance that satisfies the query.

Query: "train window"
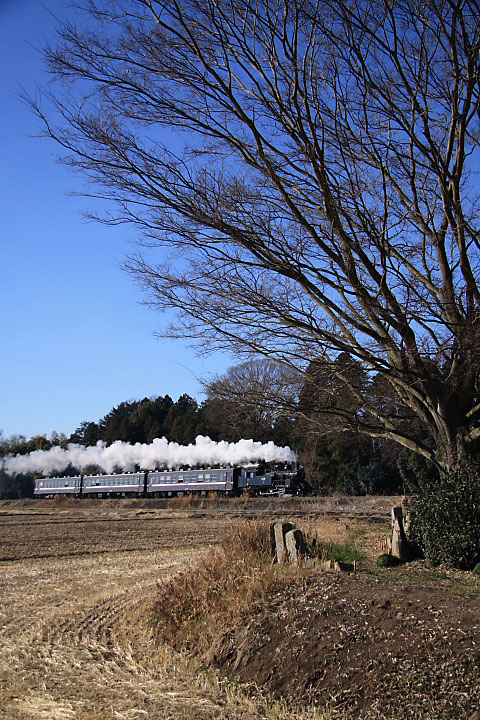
[197,474,204,481]
[211,474,217,480]
[205,474,211,480]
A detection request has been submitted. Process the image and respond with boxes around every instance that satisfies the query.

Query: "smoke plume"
[2,435,297,476]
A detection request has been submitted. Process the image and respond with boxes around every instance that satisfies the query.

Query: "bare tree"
[31,0,480,472]
[203,359,300,441]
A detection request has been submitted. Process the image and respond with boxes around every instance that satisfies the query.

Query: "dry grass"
[0,508,333,720]
[0,500,400,720]
[166,492,254,510]
[297,494,404,514]
[150,520,286,653]
[166,492,221,509]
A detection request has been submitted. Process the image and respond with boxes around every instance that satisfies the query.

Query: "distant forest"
[0,356,438,498]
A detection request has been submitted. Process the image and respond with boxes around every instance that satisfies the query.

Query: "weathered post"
[270,521,296,563]
[285,528,306,564]
[391,506,411,561]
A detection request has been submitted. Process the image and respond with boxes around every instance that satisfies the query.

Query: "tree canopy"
[32,0,480,472]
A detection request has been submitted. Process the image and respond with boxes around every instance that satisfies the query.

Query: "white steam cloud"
[2,435,297,477]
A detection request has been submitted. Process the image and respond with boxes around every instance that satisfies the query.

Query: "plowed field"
[0,498,336,720]
[0,504,232,719]
[6,495,464,720]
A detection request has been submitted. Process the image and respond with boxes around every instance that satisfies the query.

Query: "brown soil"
[214,569,480,719]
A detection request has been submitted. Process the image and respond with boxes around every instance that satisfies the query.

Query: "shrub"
[407,460,480,570]
[473,562,480,577]
[376,553,402,568]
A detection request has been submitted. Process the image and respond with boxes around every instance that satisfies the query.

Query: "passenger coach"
[35,476,82,496]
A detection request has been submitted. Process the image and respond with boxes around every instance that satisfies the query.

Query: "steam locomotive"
[34,464,309,498]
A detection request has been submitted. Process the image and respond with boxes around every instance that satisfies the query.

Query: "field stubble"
[0,498,346,720]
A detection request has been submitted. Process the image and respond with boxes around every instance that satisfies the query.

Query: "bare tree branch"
[28,0,480,471]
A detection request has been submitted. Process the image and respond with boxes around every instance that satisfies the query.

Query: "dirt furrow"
[0,509,314,720]
[0,546,224,719]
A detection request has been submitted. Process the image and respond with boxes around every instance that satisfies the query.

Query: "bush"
[376,553,402,568]
[408,460,480,570]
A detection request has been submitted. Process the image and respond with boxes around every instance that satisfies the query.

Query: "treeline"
[1,355,440,498]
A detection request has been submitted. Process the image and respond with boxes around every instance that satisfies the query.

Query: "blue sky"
[0,0,233,440]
